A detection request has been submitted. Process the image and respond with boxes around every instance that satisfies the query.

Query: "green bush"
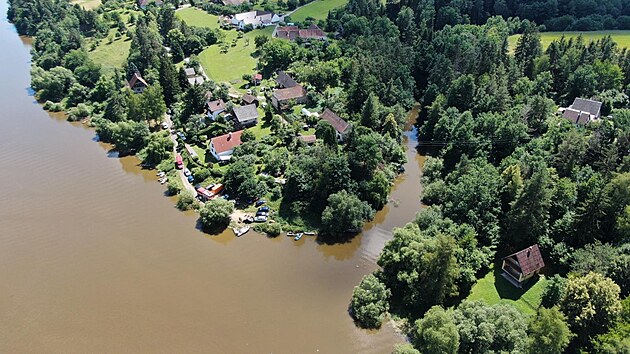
[254,222,282,237]
[350,274,390,329]
[176,191,197,211]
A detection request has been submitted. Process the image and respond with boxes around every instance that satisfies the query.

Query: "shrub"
[199,198,234,233]
[254,222,282,237]
[350,274,390,328]
[176,191,196,211]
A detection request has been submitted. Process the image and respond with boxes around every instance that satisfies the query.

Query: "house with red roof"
[275,24,326,41]
[209,131,244,162]
[501,244,545,288]
[127,72,148,94]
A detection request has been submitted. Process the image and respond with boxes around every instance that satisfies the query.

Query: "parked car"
[255,200,266,207]
[187,175,194,183]
[256,211,268,217]
[254,215,267,222]
[161,122,169,129]
[183,168,191,177]
[258,206,270,212]
[177,132,186,141]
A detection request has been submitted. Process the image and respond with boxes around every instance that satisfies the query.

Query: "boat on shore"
[294,233,303,241]
[233,226,251,237]
[304,231,316,236]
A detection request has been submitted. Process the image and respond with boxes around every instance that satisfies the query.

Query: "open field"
[175,8,220,29]
[197,26,274,85]
[289,0,349,22]
[71,0,101,9]
[88,29,132,71]
[466,265,547,315]
[509,30,630,52]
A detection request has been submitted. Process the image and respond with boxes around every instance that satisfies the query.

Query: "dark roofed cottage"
[501,244,545,288]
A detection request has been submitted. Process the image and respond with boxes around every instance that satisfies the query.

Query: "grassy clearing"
[175,8,221,29]
[289,0,349,22]
[71,0,101,9]
[198,26,274,85]
[466,265,547,315]
[508,30,630,52]
[88,29,132,71]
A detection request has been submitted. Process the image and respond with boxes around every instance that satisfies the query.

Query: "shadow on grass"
[195,218,230,236]
[493,264,539,301]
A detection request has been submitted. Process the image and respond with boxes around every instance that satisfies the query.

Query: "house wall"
[210,144,234,161]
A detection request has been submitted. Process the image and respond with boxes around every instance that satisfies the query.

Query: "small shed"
[501,244,545,288]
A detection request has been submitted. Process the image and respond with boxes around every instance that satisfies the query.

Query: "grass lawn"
[508,30,630,52]
[289,0,349,22]
[88,29,132,72]
[198,26,274,85]
[192,145,210,165]
[71,0,101,9]
[248,120,273,139]
[466,265,547,315]
[175,8,220,29]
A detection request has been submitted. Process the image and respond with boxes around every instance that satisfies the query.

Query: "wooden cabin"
[501,244,545,288]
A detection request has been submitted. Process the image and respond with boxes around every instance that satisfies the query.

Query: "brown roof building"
[127,72,148,94]
[501,244,545,288]
[275,24,326,41]
[242,94,258,106]
[320,108,351,141]
[271,85,308,109]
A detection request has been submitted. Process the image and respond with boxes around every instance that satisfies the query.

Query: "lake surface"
[0,2,423,351]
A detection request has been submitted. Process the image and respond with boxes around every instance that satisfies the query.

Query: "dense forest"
[8,0,630,352]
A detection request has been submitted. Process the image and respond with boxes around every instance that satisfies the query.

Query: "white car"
[254,215,267,223]
[183,168,191,177]
[162,122,169,129]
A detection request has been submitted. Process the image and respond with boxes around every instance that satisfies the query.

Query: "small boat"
[294,233,303,241]
[233,226,251,237]
[286,232,296,237]
[157,171,166,178]
[159,177,168,184]
[304,231,316,236]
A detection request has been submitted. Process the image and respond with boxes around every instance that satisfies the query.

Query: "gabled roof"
[184,67,196,77]
[298,135,317,143]
[207,99,226,113]
[233,104,259,123]
[276,24,326,41]
[127,72,148,88]
[242,94,257,104]
[273,85,306,101]
[570,98,602,117]
[233,10,275,26]
[504,244,545,275]
[187,76,205,86]
[211,130,243,154]
[138,0,163,7]
[222,0,247,5]
[320,109,350,134]
[276,71,298,88]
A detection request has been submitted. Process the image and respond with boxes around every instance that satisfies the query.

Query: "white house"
[207,99,226,120]
[320,108,351,142]
[230,11,281,29]
[209,130,244,162]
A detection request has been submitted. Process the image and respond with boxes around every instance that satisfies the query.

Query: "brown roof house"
[320,109,351,142]
[127,72,148,94]
[210,130,243,162]
[275,24,326,41]
[501,245,545,288]
[561,97,602,125]
[241,94,258,106]
[206,99,226,120]
[271,85,308,110]
[233,104,259,128]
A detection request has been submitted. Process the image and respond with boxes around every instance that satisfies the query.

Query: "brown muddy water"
[0,2,424,352]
